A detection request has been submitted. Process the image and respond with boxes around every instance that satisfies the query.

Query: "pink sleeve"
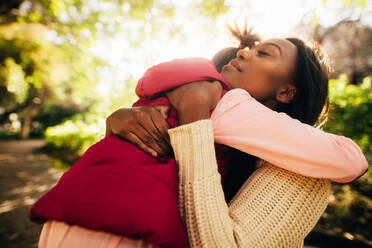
[136,57,230,98]
[211,89,368,183]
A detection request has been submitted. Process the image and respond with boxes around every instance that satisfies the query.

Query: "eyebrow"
[261,42,282,56]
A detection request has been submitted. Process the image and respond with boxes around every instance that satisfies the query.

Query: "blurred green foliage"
[0,22,101,138]
[45,119,102,157]
[318,175,372,243]
[318,75,372,243]
[0,0,232,139]
[44,76,138,160]
[325,75,372,153]
[192,0,229,18]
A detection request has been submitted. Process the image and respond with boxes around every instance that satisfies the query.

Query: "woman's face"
[221,38,298,107]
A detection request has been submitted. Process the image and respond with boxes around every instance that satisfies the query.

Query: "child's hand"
[166,80,222,125]
[105,106,171,157]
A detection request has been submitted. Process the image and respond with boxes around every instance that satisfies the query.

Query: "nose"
[236,49,250,60]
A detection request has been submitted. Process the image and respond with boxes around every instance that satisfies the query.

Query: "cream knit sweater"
[168,120,331,248]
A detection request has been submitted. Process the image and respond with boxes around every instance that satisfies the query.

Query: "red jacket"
[30,58,232,248]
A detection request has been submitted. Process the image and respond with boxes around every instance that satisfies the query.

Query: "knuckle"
[105,115,111,124]
[143,137,154,146]
[154,136,164,144]
[155,131,163,139]
[127,118,135,125]
[134,110,144,119]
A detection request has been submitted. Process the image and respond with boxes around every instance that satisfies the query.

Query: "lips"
[229,59,242,72]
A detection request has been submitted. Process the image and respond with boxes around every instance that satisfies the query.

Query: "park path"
[0,140,63,248]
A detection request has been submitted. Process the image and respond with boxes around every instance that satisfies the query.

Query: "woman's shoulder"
[212,88,255,119]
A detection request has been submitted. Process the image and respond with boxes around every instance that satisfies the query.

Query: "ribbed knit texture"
[169,120,331,248]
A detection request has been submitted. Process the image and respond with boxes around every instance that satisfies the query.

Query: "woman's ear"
[276,85,296,104]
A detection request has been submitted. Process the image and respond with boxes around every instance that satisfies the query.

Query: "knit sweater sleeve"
[168,120,331,248]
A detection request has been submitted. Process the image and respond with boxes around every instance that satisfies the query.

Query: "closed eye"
[257,50,270,56]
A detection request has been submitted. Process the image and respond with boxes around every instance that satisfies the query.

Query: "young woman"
[105,37,368,247]
[33,27,368,247]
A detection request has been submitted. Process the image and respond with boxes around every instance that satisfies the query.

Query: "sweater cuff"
[168,119,219,182]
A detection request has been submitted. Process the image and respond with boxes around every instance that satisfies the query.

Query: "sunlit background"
[42,0,372,95]
[0,0,371,247]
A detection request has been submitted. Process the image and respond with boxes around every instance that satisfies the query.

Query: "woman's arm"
[211,89,368,183]
[169,120,331,248]
[106,84,367,182]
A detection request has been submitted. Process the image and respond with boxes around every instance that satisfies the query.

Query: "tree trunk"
[20,105,38,139]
